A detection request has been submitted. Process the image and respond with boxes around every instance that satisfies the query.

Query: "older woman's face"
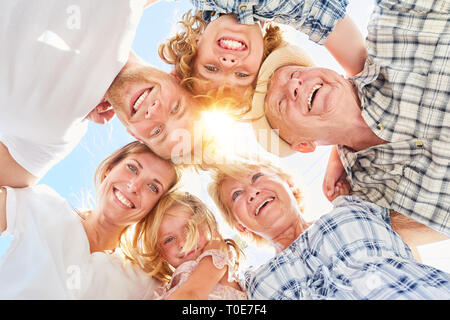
[97,152,176,227]
[219,169,299,239]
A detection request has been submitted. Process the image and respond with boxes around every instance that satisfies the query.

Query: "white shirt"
[0,0,146,178]
[0,185,159,299]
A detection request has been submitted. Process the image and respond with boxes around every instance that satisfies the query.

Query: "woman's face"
[193,14,264,94]
[97,152,176,227]
[219,169,300,240]
[158,205,209,268]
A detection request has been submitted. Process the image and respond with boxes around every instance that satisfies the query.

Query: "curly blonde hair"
[158,10,284,118]
[120,191,245,283]
[207,157,304,247]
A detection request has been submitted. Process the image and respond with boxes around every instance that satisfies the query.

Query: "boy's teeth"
[308,84,322,111]
[114,189,134,208]
[219,39,245,50]
[255,197,275,216]
[133,88,150,111]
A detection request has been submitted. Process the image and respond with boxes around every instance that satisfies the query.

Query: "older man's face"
[106,63,202,160]
[265,65,354,148]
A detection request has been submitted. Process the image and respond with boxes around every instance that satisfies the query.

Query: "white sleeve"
[0,124,87,178]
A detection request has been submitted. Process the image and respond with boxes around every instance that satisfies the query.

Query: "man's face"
[265,65,357,149]
[106,63,202,160]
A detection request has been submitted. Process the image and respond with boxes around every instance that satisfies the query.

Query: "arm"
[390,210,449,257]
[322,145,350,202]
[166,255,227,300]
[324,15,367,77]
[0,142,38,188]
[0,187,7,233]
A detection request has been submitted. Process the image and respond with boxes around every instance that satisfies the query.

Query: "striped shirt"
[338,0,450,236]
[190,0,349,44]
[244,196,450,300]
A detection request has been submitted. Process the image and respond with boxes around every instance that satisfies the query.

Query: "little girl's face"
[158,205,209,268]
[193,14,264,94]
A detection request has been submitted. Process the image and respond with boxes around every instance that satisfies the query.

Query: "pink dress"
[155,249,247,300]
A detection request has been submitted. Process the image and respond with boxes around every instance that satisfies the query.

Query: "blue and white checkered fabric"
[190,0,348,44]
[244,196,450,300]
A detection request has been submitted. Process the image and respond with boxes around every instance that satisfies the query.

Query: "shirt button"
[240,5,247,10]
[415,141,424,147]
[376,123,384,130]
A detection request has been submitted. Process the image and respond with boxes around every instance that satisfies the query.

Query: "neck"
[338,80,387,151]
[79,209,123,253]
[271,216,312,254]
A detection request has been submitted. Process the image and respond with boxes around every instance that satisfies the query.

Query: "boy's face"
[193,14,264,94]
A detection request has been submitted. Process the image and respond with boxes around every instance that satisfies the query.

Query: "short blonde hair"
[207,157,304,246]
[159,10,284,118]
[121,191,244,283]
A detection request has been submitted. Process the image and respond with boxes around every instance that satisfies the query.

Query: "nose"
[287,78,302,101]
[127,179,138,193]
[219,55,237,68]
[247,187,260,203]
[145,99,162,119]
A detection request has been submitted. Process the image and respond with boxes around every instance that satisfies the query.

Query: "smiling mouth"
[113,187,135,209]
[130,87,153,116]
[255,197,275,216]
[308,84,322,111]
[217,37,247,51]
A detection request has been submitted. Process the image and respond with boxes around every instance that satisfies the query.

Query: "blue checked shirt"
[337,0,450,236]
[190,0,349,44]
[244,196,450,300]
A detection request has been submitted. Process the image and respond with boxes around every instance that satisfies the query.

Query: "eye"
[290,71,295,79]
[164,236,175,245]
[148,183,159,194]
[127,164,138,174]
[235,72,249,78]
[251,172,263,183]
[204,65,218,72]
[171,103,180,114]
[150,125,162,137]
[232,190,242,201]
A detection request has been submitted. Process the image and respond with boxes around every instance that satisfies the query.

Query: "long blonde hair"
[92,141,181,254]
[120,191,244,283]
[207,157,304,246]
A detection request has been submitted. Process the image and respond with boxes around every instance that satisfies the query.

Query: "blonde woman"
[0,141,179,299]
[121,191,246,300]
[207,158,450,300]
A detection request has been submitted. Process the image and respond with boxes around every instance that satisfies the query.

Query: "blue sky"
[1,0,449,272]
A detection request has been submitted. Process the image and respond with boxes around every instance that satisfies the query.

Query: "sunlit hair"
[207,156,304,246]
[158,10,284,117]
[93,141,182,252]
[120,191,244,283]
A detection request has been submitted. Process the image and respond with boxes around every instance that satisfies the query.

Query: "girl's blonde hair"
[93,141,182,254]
[207,157,304,246]
[120,191,244,283]
[158,10,284,118]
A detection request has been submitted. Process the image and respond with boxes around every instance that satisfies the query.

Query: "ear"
[235,223,247,233]
[85,99,115,124]
[126,128,144,143]
[290,141,316,153]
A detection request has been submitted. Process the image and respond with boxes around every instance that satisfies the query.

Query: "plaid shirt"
[244,196,450,300]
[338,0,450,236]
[190,0,348,44]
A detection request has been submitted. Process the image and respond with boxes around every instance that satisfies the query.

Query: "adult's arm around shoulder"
[0,187,7,233]
[0,142,38,188]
